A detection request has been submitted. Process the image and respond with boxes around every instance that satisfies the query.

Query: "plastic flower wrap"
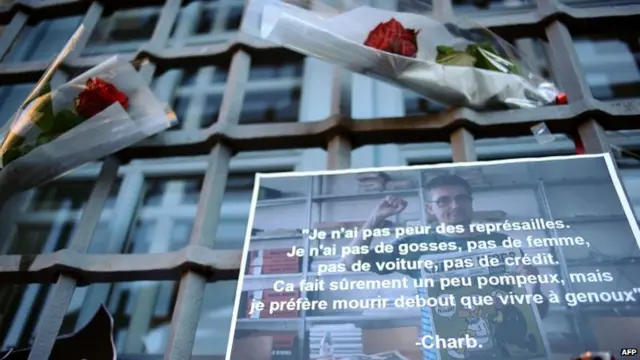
[243,0,565,110]
[0,28,177,199]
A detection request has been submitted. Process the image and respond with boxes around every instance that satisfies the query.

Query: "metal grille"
[0,0,638,359]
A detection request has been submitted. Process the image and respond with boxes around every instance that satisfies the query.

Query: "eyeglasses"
[430,194,472,208]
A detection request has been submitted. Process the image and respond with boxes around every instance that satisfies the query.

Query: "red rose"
[75,77,129,119]
[363,18,420,58]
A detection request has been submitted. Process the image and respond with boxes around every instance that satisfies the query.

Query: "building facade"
[0,0,638,359]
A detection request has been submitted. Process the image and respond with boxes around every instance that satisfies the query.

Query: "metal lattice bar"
[138,0,182,82]
[27,156,120,360]
[164,36,252,360]
[0,246,241,284]
[126,104,640,159]
[450,128,477,162]
[0,11,26,60]
[67,2,103,60]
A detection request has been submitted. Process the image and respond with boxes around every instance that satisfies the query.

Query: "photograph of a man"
[341,174,549,360]
[228,155,640,360]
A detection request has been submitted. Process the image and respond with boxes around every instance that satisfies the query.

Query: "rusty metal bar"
[326,67,351,170]
[138,0,182,82]
[578,120,610,155]
[450,128,477,162]
[67,2,103,60]
[19,5,106,356]
[163,49,251,360]
[0,246,241,284]
[115,102,640,160]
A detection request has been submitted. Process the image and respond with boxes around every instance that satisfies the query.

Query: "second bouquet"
[243,0,563,110]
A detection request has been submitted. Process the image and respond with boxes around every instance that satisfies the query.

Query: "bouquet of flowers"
[242,0,565,110]
[0,27,177,199]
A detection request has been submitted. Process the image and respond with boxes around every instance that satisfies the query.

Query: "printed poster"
[226,153,640,360]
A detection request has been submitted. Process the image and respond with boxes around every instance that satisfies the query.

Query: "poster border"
[224,152,640,360]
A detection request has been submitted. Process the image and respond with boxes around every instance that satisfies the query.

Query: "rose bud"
[364,18,420,58]
[75,77,130,119]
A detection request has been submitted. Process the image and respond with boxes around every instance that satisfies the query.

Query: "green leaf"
[466,43,516,74]
[475,42,499,55]
[436,50,477,67]
[436,45,456,56]
[1,147,23,166]
[22,82,56,133]
[49,109,85,134]
[1,143,36,166]
[36,132,60,146]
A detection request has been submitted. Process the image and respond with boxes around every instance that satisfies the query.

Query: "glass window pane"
[3,16,82,63]
[28,180,120,212]
[195,8,216,34]
[225,5,244,31]
[156,66,228,129]
[28,180,120,211]
[213,66,230,83]
[8,223,75,254]
[214,173,256,250]
[0,84,34,129]
[181,68,200,87]
[183,177,205,205]
[249,54,304,81]
[241,89,301,124]
[404,90,447,115]
[141,176,204,208]
[60,280,177,354]
[170,0,244,44]
[83,7,160,55]
[0,283,53,350]
[3,179,122,255]
[141,179,168,207]
[171,95,190,131]
[192,281,239,355]
[574,33,640,101]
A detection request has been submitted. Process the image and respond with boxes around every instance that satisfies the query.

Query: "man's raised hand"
[372,195,407,220]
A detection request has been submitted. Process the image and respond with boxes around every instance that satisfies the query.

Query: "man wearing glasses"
[341,174,549,360]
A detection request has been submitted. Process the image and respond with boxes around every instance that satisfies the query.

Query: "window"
[154,65,229,130]
[83,7,160,55]
[404,90,447,115]
[0,179,120,350]
[169,0,244,47]
[141,172,262,355]
[124,175,203,254]
[3,16,82,63]
[240,53,304,124]
[47,170,281,355]
[154,55,304,129]
[574,33,640,101]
